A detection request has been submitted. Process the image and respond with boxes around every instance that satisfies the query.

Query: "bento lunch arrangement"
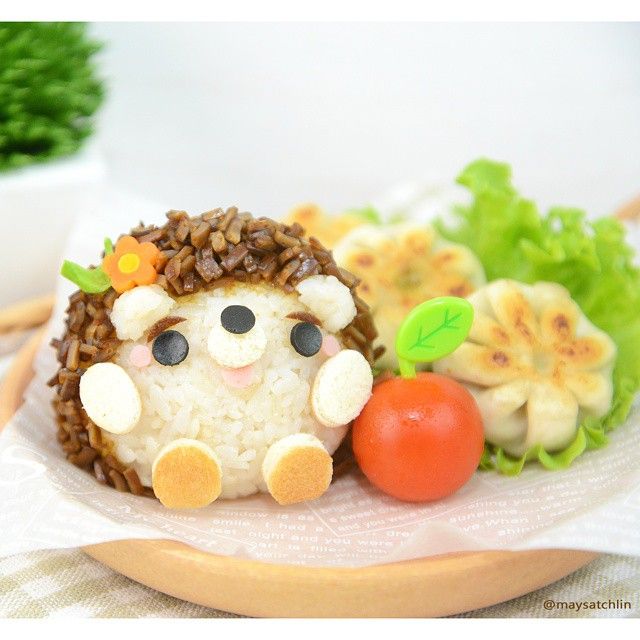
[49,158,640,509]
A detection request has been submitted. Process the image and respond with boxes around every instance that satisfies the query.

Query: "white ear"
[295,275,356,333]
[110,285,175,341]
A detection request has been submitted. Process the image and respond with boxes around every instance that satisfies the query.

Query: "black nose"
[220,305,256,334]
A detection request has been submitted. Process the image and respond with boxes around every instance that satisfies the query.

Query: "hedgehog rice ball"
[51,208,380,508]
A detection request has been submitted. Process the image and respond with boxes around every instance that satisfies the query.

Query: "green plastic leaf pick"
[395,296,474,378]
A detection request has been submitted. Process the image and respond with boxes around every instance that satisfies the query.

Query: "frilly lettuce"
[437,158,640,474]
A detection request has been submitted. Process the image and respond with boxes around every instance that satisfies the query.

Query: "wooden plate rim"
[0,328,598,617]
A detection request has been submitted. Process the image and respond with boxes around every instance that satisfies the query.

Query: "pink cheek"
[129,344,152,368]
[321,335,341,357]
[220,364,255,389]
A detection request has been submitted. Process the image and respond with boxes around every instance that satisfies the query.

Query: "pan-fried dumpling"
[333,223,486,370]
[283,203,367,249]
[433,279,617,457]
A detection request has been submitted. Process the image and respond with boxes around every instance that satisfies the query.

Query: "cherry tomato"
[352,372,484,502]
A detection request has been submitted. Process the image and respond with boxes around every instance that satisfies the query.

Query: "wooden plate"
[0,328,597,617]
[3,192,637,617]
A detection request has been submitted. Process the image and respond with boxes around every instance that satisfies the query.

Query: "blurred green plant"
[0,22,104,172]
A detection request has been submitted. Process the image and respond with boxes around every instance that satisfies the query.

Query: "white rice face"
[107,283,349,499]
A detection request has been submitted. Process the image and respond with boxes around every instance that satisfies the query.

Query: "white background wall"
[92,22,640,218]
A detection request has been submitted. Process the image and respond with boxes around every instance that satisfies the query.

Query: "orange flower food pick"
[102,236,161,293]
[60,236,161,295]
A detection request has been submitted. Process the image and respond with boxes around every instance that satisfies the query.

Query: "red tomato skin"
[352,372,484,502]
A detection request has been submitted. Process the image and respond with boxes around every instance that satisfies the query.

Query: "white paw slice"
[79,362,141,435]
[434,279,617,457]
[311,349,373,428]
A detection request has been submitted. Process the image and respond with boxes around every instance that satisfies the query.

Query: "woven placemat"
[1,549,638,618]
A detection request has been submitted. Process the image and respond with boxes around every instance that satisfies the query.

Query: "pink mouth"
[220,364,255,389]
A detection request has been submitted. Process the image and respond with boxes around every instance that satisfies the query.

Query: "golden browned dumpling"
[434,279,617,456]
[333,223,486,369]
[283,203,367,249]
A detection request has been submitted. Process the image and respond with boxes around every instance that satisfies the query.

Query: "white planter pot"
[0,148,106,306]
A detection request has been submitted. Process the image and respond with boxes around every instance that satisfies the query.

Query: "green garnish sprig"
[60,237,113,294]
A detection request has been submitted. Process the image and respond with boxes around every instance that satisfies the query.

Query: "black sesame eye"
[152,330,189,366]
[290,322,322,357]
[221,305,255,334]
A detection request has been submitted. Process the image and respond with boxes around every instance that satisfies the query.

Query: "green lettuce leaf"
[437,158,640,473]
